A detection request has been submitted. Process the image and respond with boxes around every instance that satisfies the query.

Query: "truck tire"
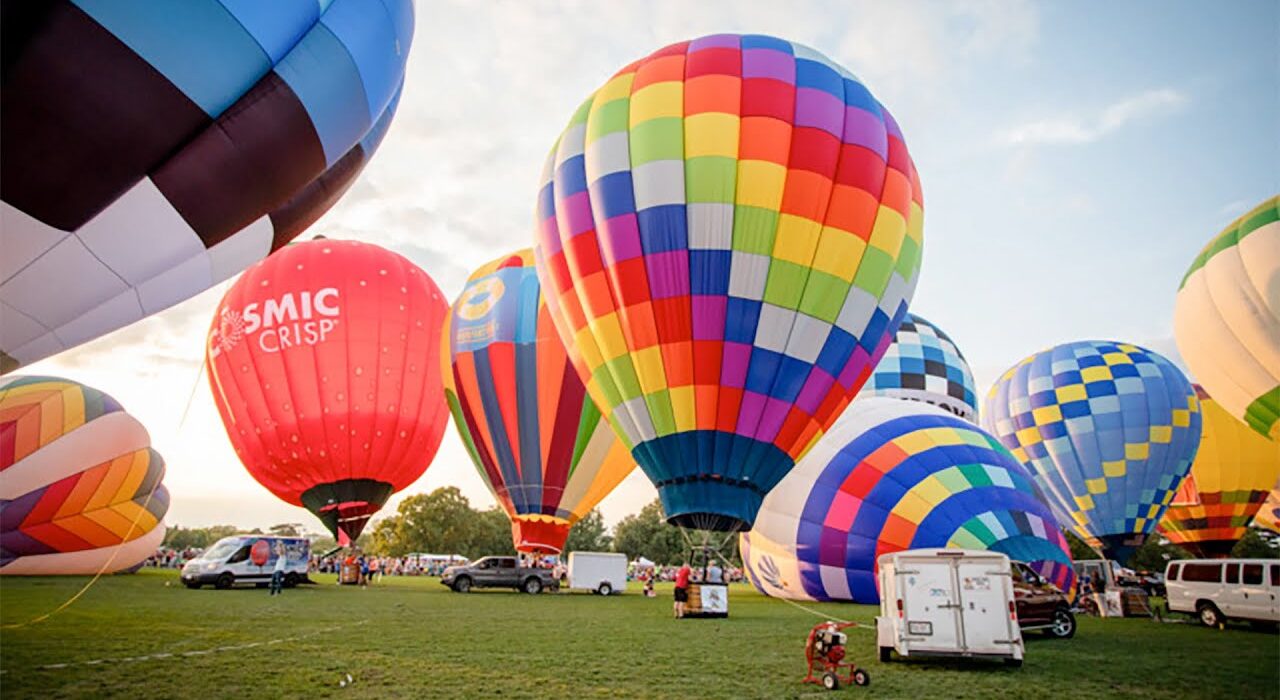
[284,573,300,588]
[214,573,233,590]
[597,582,613,596]
[523,577,543,595]
[1197,602,1223,627]
[1047,607,1076,639]
[878,647,892,663]
[453,576,472,593]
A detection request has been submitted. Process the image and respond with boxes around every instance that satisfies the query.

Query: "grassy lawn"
[1,569,1276,699]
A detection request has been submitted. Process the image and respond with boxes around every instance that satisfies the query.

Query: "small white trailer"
[566,551,628,595]
[875,549,1024,666]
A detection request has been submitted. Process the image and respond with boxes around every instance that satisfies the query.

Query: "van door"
[1221,563,1243,616]
[1238,563,1270,621]
[955,559,1015,655]
[899,559,961,653]
[1270,564,1280,621]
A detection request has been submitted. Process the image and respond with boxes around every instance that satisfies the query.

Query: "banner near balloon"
[443,251,636,554]
[206,239,449,545]
[1253,485,1280,534]
[0,376,169,575]
[741,398,1074,603]
[1174,195,1279,440]
[857,313,977,423]
[0,1,415,374]
[983,341,1201,562]
[1157,387,1280,557]
[534,34,923,532]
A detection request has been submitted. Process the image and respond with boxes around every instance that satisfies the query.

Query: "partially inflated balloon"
[1,2,414,373]
[1158,387,1280,556]
[535,34,923,531]
[858,313,977,422]
[443,251,635,553]
[741,398,1073,603]
[983,341,1201,561]
[1173,196,1279,440]
[207,240,448,544]
[1253,486,1280,534]
[1,376,168,575]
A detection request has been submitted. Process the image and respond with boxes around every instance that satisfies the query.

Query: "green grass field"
[1,569,1276,699]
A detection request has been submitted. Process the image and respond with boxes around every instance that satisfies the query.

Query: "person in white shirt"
[707,561,724,584]
[270,542,288,596]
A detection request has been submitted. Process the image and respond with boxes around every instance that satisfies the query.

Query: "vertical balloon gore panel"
[206,239,448,541]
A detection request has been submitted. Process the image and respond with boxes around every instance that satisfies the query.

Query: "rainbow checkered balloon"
[741,398,1074,603]
[534,34,923,531]
[983,341,1202,561]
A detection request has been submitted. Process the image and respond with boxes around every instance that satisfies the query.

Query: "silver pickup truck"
[441,556,560,594]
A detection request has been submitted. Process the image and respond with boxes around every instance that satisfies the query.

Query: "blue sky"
[29,0,1279,530]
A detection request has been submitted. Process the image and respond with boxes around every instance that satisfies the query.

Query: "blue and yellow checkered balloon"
[982,341,1201,560]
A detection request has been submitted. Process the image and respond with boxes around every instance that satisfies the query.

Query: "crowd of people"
[310,553,465,578]
[144,547,203,568]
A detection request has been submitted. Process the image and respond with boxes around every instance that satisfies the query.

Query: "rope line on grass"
[25,620,369,671]
[775,596,874,629]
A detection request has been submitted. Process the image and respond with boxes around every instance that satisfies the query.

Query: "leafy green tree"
[162,525,240,550]
[469,507,516,558]
[269,523,305,537]
[563,509,611,554]
[1127,535,1191,571]
[1231,528,1280,558]
[612,499,685,565]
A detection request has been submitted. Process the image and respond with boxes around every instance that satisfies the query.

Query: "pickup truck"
[441,556,560,594]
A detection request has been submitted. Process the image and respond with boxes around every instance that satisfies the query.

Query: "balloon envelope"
[1173,195,1279,440]
[534,34,923,531]
[444,251,635,553]
[1253,485,1280,534]
[206,239,448,544]
[1,376,168,575]
[983,340,1201,561]
[1158,387,1280,556]
[741,398,1074,603]
[1,1,414,373]
[858,313,977,422]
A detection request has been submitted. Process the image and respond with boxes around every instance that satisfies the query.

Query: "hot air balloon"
[857,313,977,422]
[1173,195,1279,440]
[206,239,448,545]
[741,398,1074,603]
[1157,387,1280,557]
[534,34,923,532]
[1,1,414,374]
[983,341,1201,562]
[1253,485,1280,534]
[1,376,168,575]
[443,251,636,553]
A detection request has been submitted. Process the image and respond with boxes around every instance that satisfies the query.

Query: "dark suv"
[441,556,560,594]
[1012,561,1076,638]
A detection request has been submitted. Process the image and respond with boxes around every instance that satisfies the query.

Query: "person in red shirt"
[674,561,692,618]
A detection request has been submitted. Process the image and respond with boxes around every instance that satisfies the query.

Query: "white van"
[1165,559,1280,626]
[566,551,627,595]
[181,535,310,590]
[876,549,1024,666]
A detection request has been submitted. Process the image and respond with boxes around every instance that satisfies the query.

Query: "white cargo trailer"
[875,549,1024,666]
[566,551,628,595]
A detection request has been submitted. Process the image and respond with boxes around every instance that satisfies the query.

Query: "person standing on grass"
[674,561,691,618]
[269,542,288,596]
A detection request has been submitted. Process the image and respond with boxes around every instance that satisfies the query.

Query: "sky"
[20,0,1279,533]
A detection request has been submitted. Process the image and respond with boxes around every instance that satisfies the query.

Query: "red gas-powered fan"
[803,621,870,691]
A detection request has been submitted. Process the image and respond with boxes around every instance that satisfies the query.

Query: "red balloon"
[207,239,449,544]
[250,539,270,566]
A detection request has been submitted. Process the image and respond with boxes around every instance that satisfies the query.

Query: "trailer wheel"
[821,672,839,690]
[852,669,870,686]
[214,573,233,590]
[597,582,612,596]
[878,647,892,663]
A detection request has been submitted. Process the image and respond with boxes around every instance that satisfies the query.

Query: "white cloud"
[1000,88,1188,146]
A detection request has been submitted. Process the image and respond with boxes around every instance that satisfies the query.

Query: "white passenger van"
[181,535,310,590]
[1164,559,1279,626]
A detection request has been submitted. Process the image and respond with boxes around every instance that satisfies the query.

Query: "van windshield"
[201,540,243,561]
